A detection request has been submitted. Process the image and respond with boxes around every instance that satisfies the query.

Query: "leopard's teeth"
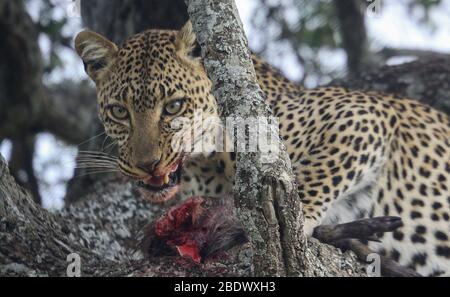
[163,174,170,185]
[171,164,179,173]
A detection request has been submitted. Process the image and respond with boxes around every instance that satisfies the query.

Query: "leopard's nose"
[136,160,160,175]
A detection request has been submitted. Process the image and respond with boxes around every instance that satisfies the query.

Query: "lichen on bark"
[0,154,367,276]
[186,0,307,276]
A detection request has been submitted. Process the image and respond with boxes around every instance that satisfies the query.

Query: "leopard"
[75,22,450,276]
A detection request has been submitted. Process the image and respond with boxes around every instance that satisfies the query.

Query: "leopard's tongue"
[143,163,179,186]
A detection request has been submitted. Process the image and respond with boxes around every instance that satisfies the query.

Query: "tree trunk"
[0,0,45,138]
[0,0,98,145]
[0,0,109,204]
[80,0,188,44]
[9,135,41,204]
[186,0,307,276]
[333,0,380,76]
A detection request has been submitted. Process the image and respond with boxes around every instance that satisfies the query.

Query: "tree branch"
[378,47,450,61]
[1,155,368,276]
[330,56,450,115]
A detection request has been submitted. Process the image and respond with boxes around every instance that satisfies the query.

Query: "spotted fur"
[76,22,450,276]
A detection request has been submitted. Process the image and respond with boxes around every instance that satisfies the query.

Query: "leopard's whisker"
[75,157,118,163]
[76,157,118,162]
[77,131,107,147]
[76,154,118,161]
[75,158,118,163]
[76,161,117,167]
[77,150,118,155]
[102,141,118,153]
[101,135,112,152]
[74,169,121,178]
[75,164,118,169]
[77,151,118,157]
[75,160,118,165]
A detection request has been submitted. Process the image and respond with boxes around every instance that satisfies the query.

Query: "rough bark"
[330,56,450,115]
[0,155,112,276]
[0,155,366,276]
[0,154,249,277]
[186,0,307,276]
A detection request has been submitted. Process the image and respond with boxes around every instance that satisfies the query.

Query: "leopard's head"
[75,22,219,202]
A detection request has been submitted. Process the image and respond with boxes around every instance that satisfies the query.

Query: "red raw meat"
[147,197,247,263]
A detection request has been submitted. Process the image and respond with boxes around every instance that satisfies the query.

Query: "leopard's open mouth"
[135,157,185,203]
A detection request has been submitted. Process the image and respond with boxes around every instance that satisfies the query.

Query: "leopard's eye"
[109,105,129,121]
[164,99,184,116]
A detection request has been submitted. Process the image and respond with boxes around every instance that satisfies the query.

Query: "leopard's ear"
[175,21,201,60]
[75,31,118,82]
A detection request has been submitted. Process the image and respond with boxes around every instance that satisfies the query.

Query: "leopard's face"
[75,23,218,202]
